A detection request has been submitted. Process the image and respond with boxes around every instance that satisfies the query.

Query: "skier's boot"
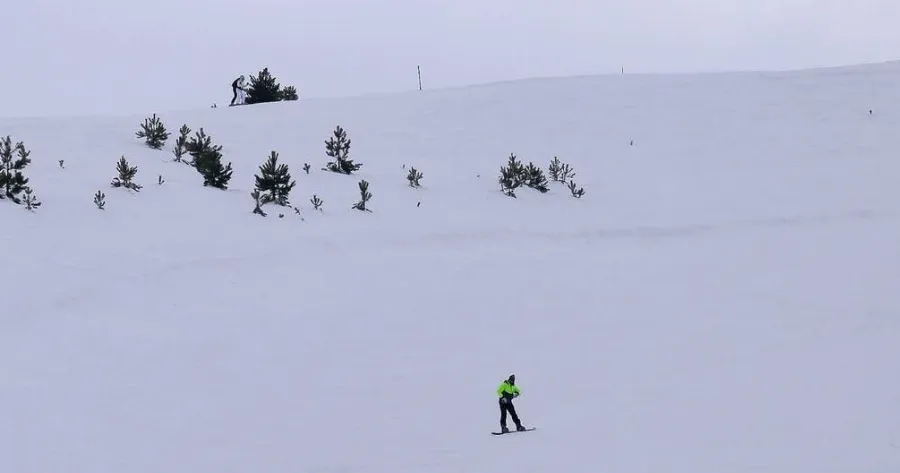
[501,426,509,434]
[516,425,526,431]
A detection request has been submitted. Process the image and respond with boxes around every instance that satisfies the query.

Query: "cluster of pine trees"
[137,117,233,189]
[251,125,376,217]
[133,112,386,216]
[7,92,585,217]
[97,117,233,210]
[499,154,584,198]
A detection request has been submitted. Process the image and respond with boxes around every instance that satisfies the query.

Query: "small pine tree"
[324,125,361,174]
[172,124,191,164]
[186,128,233,189]
[548,157,562,182]
[186,128,217,160]
[523,162,549,193]
[407,167,423,187]
[498,153,525,197]
[250,189,267,216]
[195,147,233,189]
[567,180,585,198]
[111,156,142,191]
[22,187,41,211]
[254,151,296,206]
[549,157,576,183]
[245,67,283,104]
[310,194,323,210]
[0,136,33,204]
[281,86,299,101]
[560,162,576,182]
[499,168,518,197]
[136,113,170,149]
[352,179,372,212]
[94,190,106,209]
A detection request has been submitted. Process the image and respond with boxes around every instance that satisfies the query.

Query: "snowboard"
[491,427,536,435]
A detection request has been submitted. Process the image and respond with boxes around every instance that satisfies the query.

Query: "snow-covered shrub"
[407,166,423,187]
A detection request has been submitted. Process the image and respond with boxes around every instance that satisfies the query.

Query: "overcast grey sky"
[5,0,900,118]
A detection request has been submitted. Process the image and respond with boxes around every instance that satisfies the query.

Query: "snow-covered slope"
[2,62,900,473]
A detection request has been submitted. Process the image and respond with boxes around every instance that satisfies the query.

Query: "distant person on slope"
[497,374,526,433]
[230,75,247,106]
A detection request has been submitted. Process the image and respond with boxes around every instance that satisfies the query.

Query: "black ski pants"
[499,398,521,428]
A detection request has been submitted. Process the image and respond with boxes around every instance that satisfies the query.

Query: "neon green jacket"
[497,380,521,399]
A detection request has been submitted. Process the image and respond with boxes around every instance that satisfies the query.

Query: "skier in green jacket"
[497,374,526,433]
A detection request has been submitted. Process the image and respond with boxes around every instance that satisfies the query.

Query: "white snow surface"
[2,62,900,473]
